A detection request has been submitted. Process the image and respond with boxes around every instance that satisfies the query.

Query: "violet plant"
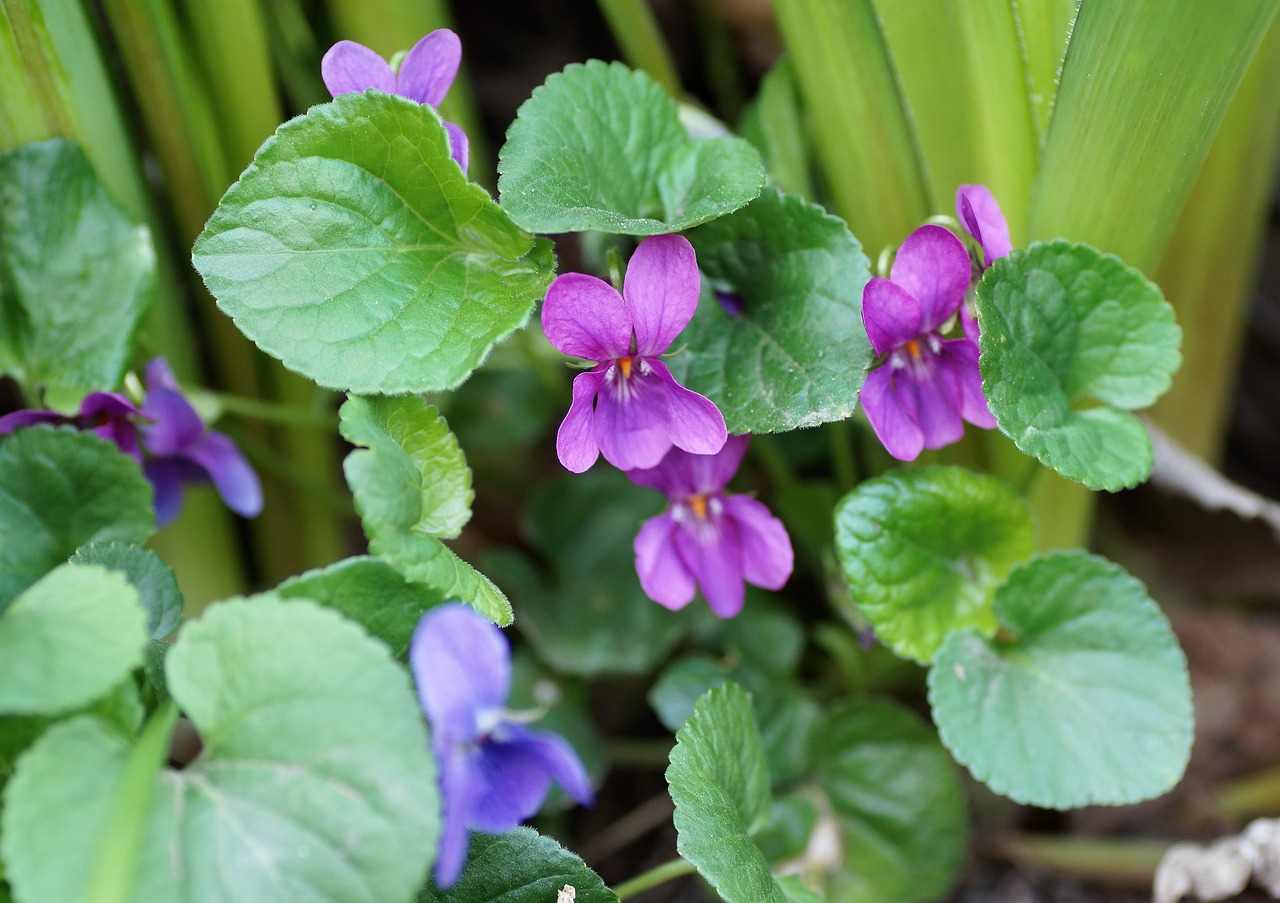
[0,4,1276,903]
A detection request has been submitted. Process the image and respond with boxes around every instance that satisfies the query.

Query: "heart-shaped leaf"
[1,596,440,903]
[69,543,182,640]
[498,60,765,234]
[975,240,1181,490]
[0,140,154,410]
[833,466,1034,663]
[668,188,872,433]
[0,428,153,609]
[416,828,616,903]
[193,92,556,394]
[929,551,1193,807]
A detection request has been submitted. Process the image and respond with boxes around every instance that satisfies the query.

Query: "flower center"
[618,356,633,379]
[689,493,709,520]
[904,339,921,359]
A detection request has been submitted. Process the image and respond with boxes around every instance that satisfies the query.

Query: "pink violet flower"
[321,29,469,172]
[410,604,593,888]
[626,435,793,618]
[860,224,996,461]
[541,234,728,473]
[0,358,262,526]
[955,184,1012,340]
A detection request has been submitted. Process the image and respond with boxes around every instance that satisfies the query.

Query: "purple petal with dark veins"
[466,735,554,832]
[623,234,701,356]
[140,385,204,456]
[889,224,970,332]
[506,727,594,805]
[911,352,966,450]
[861,364,925,462]
[634,512,697,609]
[443,121,469,172]
[594,365,673,471]
[940,338,996,429]
[321,40,395,97]
[555,370,605,473]
[541,273,632,361]
[182,431,263,517]
[956,184,1012,268]
[862,277,923,355]
[627,433,742,498]
[396,29,461,106]
[723,495,792,590]
[647,360,727,457]
[676,517,746,618]
[410,604,511,745]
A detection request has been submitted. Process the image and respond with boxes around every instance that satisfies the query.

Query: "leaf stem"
[614,856,697,900]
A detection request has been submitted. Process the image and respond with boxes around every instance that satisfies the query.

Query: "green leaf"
[929,551,1194,808]
[976,241,1182,490]
[0,140,153,410]
[0,427,153,611]
[277,555,448,657]
[666,683,784,903]
[497,60,764,235]
[1,596,440,903]
[817,701,967,903]
[340,394,473,539]
[499,469,697,675]
[832,466,1035,663]
[339,395,511,625]
[753,794,817,863]
[417,827,617,903]
[667,188,872,434]
[0,564,146,717]
[69,543,182,640]
[192,92,556,394]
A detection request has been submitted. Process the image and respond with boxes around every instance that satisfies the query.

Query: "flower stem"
[614,857,697,901]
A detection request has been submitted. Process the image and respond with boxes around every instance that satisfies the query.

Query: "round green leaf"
[928,551,1193,808]
[1,596,440,903]
[0,563,146,716]
[277,555,448,657]
[70,543,182,640]
[666,683,785,903]
[816,701,967,903]
[670,188,872,433]
[0,428,154,608]
[833,466,1034,663]
[339,395,511,626]
[976,240,1182,490]
[193,92,556,394]
[0,140,154,410]
[417,828,616,903]
[498,60,765,234]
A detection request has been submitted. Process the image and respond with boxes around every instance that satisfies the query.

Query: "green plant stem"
[1212,763,1280,820]
[595,0,682,97]
[995,834,1169,886]
[205,392,336,428]
[603,739,676,767]
[614,857,697,901]
[827,420,857,494]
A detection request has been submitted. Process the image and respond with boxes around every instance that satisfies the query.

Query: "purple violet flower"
[410,604,594,888]
[955,184,1012,341]
[861,224,996,462]
[322,29,469,172]
[541,234,728,473]
[626,435,793,618]
[0,358,262,526]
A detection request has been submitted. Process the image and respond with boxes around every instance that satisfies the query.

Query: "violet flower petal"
[443,121,469,172]
[956,184,1012,267]
[861,364,925,462]
[623,234,700,356]
[144,458,189,527]
[687,433,748,494]
[321,40,395,97]
[515,729,595,806]
[541,273,632,361]
[140,385,204,456]
[862,277,924,355]
[911,357,966,450]
[143,357,181,392]
[889,224,970,332]
[593,368,673,471]
[634,513,697,610]
[676,519,746,618]
[940,338,997,429]
[0,409,66,434]
[433,747,481,888]
[395,29,461,106]
[647,360,727,457]
[466,738,554,832]
[722,495,793,590]
[625,447,690,497]
[182,431,264,518]
[410,604,511,743]
[555,370,605,473]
